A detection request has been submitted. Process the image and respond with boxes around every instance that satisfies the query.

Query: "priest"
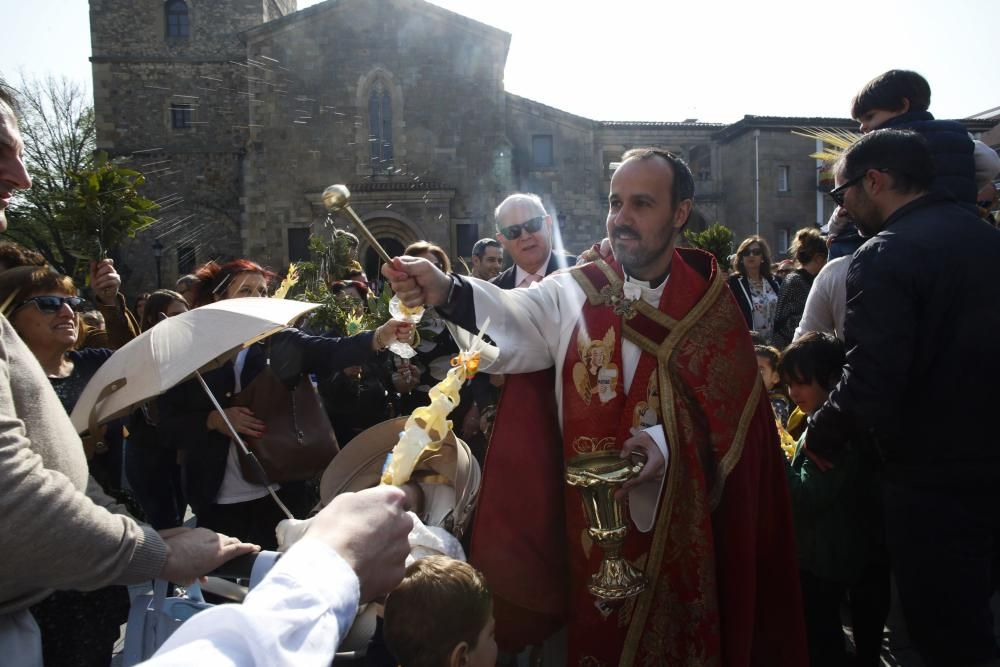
[383,148,806,666]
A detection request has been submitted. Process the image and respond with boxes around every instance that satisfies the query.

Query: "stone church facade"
[89,0,996,289]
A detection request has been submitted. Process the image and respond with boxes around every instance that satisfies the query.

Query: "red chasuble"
[469,249,807,666]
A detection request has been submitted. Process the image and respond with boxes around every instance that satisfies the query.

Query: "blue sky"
[4,0,998,123]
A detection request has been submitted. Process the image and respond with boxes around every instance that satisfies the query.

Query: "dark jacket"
[491,251,577,289]
[807,194,1000,486]
[727,273,782,330]
[158,327,374,514]
[771,269,815,350]
[882,111,976,205]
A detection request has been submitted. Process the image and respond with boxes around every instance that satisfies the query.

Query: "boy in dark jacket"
[851,69,978,205]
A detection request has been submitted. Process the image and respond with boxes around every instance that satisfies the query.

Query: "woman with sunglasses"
[728,236,781,340]
[0,265,135,667]
[157,258,412,550]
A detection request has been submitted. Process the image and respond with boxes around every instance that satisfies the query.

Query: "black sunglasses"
[829,168,889,207]
[12,295,86,315]
[828,174,865,207]
[498,216,545,240]
[742,248,763,257]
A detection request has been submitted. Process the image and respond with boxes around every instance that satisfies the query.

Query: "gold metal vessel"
[565,451,647,601]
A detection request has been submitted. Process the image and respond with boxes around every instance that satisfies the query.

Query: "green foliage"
[58,151,158,263]
[2,76,156,283]
[291,230,392,335]
[684,223,734,270]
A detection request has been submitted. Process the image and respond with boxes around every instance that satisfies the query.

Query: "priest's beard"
[611,224,678,279]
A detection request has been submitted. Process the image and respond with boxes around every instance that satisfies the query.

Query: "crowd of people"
[1,66,1000,667]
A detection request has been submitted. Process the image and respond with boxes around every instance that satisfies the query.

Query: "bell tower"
[88,0,298,289]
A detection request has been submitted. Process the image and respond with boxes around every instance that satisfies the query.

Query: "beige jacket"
[0,318,167,614]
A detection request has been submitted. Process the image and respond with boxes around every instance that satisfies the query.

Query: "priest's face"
[607,156,691,281]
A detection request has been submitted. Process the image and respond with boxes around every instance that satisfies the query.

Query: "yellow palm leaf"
[792,127,862,163]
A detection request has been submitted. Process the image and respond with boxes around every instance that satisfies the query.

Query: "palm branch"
[791,127,862,162]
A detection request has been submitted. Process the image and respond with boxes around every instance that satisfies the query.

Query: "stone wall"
[240,0,510,267]
[718,124,839,255]
[504,95,601,254]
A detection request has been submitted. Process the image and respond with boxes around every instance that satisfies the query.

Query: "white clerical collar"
[514,250,552,286]
[623,271,669,302]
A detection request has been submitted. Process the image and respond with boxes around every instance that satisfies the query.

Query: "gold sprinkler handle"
[321,184,393,264]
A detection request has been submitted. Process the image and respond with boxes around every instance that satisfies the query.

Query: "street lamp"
[152,238,164,288]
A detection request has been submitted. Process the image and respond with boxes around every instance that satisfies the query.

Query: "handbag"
[121,552,282,665]
[121,580,213,666]
[231,362,340,483]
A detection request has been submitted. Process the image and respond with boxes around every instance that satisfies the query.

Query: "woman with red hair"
[158,259,411,548]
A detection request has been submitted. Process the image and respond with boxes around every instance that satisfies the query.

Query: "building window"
[777,228,790,254]
[288,228,310,263]
[170,103,193,129]
[777,165,790,192]
[532,135,554,168]
[165,0,190,39]
[177,246,196,275]
[368,85,393,172]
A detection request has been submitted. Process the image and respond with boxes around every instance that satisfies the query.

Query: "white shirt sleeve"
[794,257,844,341]
[974,140,1000,190]
[628,425,669,533]
[143,539,360,667]
[466,274,581,374]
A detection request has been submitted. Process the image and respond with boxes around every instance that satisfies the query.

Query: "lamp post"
[152,238,163,288]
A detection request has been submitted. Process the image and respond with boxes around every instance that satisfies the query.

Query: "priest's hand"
[382,256,451,308]
[616,427,666,500]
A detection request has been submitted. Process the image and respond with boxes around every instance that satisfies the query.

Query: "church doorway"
[364,237,406,285]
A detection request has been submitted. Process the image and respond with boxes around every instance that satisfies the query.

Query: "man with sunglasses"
[383,148,806,664]
[491,193,575,289]
[808,129,1000,667]
[0,87,261,664]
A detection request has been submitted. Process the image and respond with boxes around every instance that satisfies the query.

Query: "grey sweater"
[0,318,167,614]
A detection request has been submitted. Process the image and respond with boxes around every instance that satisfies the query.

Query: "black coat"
[491,252,577,289]
[727,273,782,331]
[158,327,374,515]
[808,194,1000,486]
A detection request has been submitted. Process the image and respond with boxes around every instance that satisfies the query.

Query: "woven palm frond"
[792,127,862,162]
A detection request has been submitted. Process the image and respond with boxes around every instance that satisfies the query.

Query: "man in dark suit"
[463,194,575,452]
[492,193,575,289]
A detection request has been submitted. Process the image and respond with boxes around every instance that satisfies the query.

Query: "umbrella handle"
[194,370,294,521]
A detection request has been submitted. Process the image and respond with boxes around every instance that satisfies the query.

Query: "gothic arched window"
[368,84,393,171]
[165,0,190,39]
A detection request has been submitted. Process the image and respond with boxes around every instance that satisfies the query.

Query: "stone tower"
[89,0,297,289]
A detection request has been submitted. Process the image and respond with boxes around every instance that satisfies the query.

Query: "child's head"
[851,69,931,133]
[777,332,845,415]
[383,556,496,667]
[754,345,781,391]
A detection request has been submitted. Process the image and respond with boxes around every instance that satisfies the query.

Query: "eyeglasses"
[828,168,889,207]
[742,248,763,257]
[11,295,86,316]
[498,216,545,241]
[828,174,865,207]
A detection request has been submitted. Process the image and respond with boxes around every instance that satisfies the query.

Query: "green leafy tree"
[684,223,734,271]
[3,76,156,282]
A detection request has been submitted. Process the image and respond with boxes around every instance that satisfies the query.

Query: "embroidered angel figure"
[572,327,619,405]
